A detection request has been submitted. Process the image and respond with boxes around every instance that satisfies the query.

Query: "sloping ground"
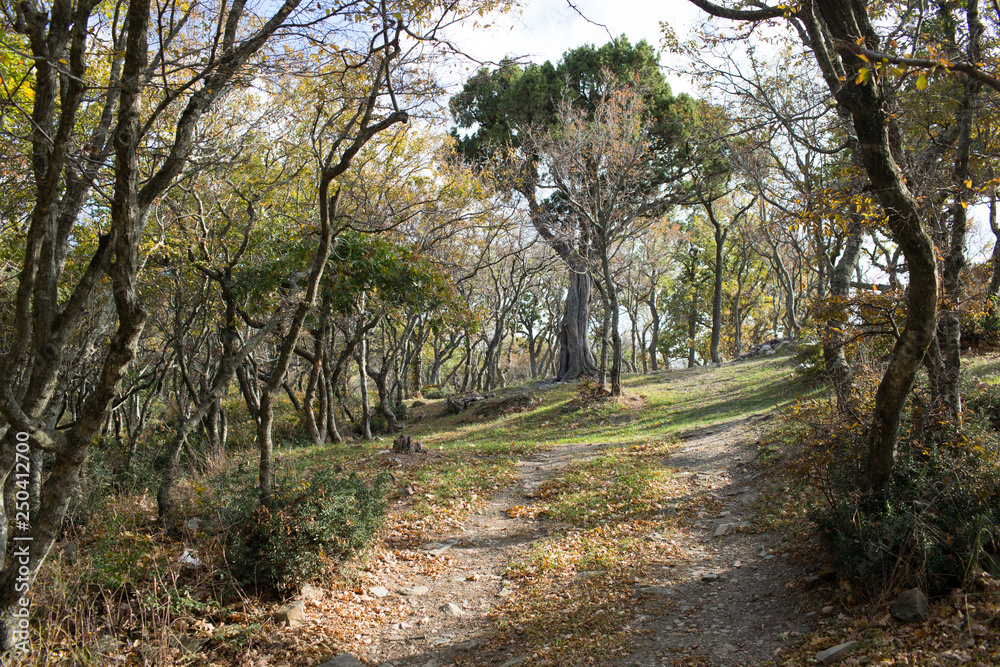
[32,354,1000,666]
[256,355,827,667]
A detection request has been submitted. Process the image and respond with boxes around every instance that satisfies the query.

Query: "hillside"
[25,354,1000,666]
[27,355,815,665]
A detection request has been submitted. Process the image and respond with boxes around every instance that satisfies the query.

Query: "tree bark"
[358,333,372,440]
[595,280,609,391]
[687,295,699,369]
[556,269,599,380]
[601,249,623,395]
[824,222,863,411]
[647,292,661,371]
[812,0,940,490]
[931,0,983,423]
[708,206,728,364]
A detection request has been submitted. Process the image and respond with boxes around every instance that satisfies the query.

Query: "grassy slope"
[370,354,819,666]
[413,354,816,449]
[370,354,819,531]
[29,354,817,666]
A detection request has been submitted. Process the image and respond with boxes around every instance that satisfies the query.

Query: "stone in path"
[318,656,362,667]
[274,601,305,627]
[440,602,465,616]
[815,640,858,664]
[422,538,459,556]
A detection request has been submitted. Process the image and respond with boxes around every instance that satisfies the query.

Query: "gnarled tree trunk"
[812,0,940,491]
[556,269,598,381]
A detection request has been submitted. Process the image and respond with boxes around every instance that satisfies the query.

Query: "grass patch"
[511,441,675,526]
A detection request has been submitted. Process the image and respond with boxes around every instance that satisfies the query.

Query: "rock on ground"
[891,588,930,623]
[274,601,305,627]
[318,655,362,667]
[815,640,859,664]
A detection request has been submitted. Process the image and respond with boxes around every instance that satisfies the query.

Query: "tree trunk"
[324,368,338,441]
[358,334,372,440]
[647,292,660,371]
[596,280,609,391]
[303,346,323,445]
[810,0,940,491]
[526,323,539,378]
[461,336,472,392]
[733,286,743,359]
[256,391,276,505]
[824,223,863,411]
[371,368,398,433]
[411,346,423,399]
[556,270,598,381]
[687,296,698,369]
[601,252,622,396]
[933,3,981,423]
[203,398,222,456]
[321,340,342,444]
[710,217,727,364]
[304,332,325,442]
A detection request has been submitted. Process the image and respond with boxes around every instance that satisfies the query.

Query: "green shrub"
[65,437,161,531]
[368,411,390,435]
[815,411,1000,594]
[792,334,825,381]
[68,495,164,591]
[213,463,390,593]
[423,386,450,399]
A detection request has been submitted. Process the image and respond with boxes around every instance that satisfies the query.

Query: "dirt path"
[611,416,812,667]
[328,379,812,666]
[351,443,610,667]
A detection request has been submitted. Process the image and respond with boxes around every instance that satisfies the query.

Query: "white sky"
[439,0,703,95]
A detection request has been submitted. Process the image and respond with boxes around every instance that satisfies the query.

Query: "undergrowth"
[781,372,1000,596]
[206,462,391,594]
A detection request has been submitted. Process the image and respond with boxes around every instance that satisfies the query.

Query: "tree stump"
[392,434,425,454]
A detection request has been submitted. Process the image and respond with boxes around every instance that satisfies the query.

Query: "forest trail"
[610,416,811,666]
[298,365,815,667]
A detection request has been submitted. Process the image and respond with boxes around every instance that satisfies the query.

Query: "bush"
[82,497,162,590]
[64,437,161,531]
[815,410,1000,594]
[211,463,390,593]
[791,324,825,380]
[423,386,450,399]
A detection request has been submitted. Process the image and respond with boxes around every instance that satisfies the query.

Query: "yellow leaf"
[916,72,929,90]
[857,53,869,63]
[964,179,973,188]
[856,68,870,84]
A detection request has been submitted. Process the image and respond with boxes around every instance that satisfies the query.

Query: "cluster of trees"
[0,0,516,648]
[3,0,1000,653]
[680,0,1000,491]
